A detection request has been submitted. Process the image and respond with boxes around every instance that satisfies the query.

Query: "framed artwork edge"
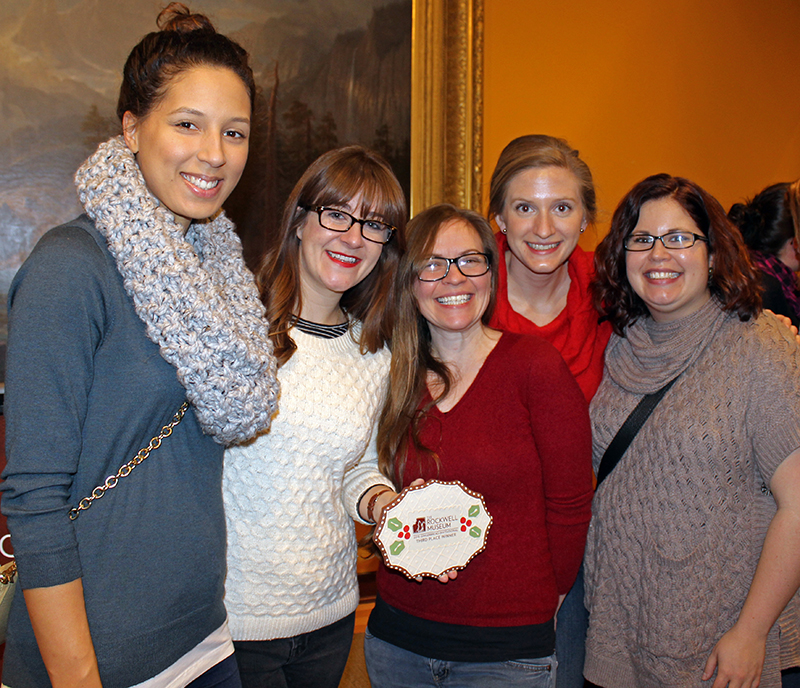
[410,0,484,215]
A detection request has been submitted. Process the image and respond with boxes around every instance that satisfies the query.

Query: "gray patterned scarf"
[74,136,278,445]
[604,297,727,394]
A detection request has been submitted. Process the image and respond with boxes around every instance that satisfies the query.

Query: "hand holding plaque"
[373,480,492,580]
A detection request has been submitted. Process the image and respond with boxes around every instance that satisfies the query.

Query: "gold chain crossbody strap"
[69,402,189,521]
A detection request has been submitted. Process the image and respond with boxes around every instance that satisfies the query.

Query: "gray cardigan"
[2,215,227,687]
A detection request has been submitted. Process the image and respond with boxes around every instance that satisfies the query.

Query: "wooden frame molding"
[410,0,484,215]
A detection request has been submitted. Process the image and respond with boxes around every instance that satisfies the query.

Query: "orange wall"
[482,0,800,248]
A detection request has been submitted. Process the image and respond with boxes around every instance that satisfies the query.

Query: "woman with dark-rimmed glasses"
[222,145,408,688]
[363,203,593,688]
[585,173,800,688]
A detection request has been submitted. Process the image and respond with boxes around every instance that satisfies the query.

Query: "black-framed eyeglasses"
[623,231,708,252]
[418,252,491,282]
[302,206,395,245]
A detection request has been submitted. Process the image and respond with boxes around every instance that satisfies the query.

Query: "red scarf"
[489,232,612,401]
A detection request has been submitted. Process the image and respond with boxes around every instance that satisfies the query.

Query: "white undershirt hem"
[129,619,234,688]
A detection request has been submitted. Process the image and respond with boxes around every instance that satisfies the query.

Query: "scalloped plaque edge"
[373,479,493,580]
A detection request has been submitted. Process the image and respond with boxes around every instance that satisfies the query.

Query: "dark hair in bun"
[728,182,795,257]
[116,2,255,122]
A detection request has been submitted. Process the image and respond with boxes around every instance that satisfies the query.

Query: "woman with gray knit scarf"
[585,173,800,688]
[1,4,278,687]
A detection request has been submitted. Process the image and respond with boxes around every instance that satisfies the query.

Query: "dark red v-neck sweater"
[376,332,593,628]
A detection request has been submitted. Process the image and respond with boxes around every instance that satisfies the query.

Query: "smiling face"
[495,166,587,277]
[296,192,385,318]
[122,65,251,232]
[414,219,493,339]
[625,197,713,323]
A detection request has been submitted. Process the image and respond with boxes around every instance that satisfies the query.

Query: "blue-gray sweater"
[2,215,227,687]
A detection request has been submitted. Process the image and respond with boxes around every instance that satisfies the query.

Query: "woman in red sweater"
[488,135,611,688]
[363,204,593,687]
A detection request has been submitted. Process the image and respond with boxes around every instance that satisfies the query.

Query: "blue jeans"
[233,613,355,688]
[364,629,557,687]
[187,654,242,688]
[555,565,588,688]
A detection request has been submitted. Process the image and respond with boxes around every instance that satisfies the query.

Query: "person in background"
[223,146,407,688]
[487,134,612,687]
[364,203,593,687]
[586,173,800,688]
[2,4,278,687]
[729,181,800,327]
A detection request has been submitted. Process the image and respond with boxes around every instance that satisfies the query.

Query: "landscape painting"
[0,0,412,381]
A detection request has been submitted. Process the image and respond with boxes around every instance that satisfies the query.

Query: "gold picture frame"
[410,0,484,215]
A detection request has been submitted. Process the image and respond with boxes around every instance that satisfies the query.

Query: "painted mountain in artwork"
[0,0,411,297]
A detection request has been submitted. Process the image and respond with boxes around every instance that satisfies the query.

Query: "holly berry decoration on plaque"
[373,480,492,579]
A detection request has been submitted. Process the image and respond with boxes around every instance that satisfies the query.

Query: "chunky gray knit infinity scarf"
[75,136,278,445]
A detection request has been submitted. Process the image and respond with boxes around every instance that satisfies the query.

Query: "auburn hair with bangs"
[256,145,407,366]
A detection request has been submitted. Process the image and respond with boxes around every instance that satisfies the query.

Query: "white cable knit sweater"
[222,322,393,640]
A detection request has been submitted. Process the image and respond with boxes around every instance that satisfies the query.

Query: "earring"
[708,266,713,284]
[501,228,507,234]
[580,226,586,234]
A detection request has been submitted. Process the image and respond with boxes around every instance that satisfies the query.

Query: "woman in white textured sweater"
[223,146,407,688]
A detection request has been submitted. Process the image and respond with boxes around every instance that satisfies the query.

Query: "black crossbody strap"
[596,377,678,487]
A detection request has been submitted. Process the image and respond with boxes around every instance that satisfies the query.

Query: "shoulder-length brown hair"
[593,173,761,336]
[377,204,499,483]
[257,145,407,366]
